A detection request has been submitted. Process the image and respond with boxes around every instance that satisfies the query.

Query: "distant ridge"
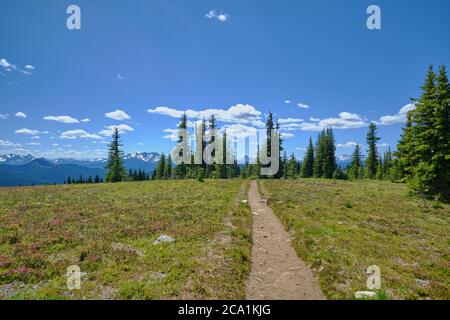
[0,152,160,186]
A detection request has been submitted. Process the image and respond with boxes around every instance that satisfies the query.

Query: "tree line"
[104,65,449,201]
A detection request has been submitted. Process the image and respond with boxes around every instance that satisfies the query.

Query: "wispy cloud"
[15,128,40,135]
[284,100,291,104]
[281,132,295,139]
[43,115,80,124]
[60,129,103,140]
[15,112,27,118]
[205,10,229,22]
[0,58,34,75]
[81,118,91,123]
[0,139,22,147]
[0,114,9,120]
[99,124,134,136]
[297,102,310,109]
[376,103,416,126]
[117,74,124,80]
[336,141,358,148]
[105,109,131,121]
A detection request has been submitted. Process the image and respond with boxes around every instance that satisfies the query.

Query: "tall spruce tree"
[407,65,450,200]
[174,113,188,179]
[365,123,380,179]
[433,65,450,200]
[156,153,166,179]
[105,127,126,183]
[313,130,326,178]
[323,128,337,179]
[349,144,363,179]
[301,137,315,178]
[166,155,173,179]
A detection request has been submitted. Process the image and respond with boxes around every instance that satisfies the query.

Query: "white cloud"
[376,103,416,126]
[217,14,229,22]
[20,70,32,75]
[15,112,27,118]
[281,132,295,139]
[205,10,229,22]
[81,118,91,123]
[24,65,35,70]
[0,58,15,69]
[224,124,258,139]
[297,103,310,109]
[60,129,103,140]
[52,143,59,146]
[99,124,134,136]
[284,100,291,104]
[278,118,304,124]
[295,112,367,131]
[309,117,320,122]
[147,104,265,127]
[0,114,9,119]
[377,142,390,147]
[105,109,131,121]
[0,140,22,147]
[28,142,41,146]
[43,115,80,124]
[162,128,179,141]
[15,128,39,135]
[138,142,144,146]
[296,147,307,152]
[337,141,358,148]
[31,136,40,139]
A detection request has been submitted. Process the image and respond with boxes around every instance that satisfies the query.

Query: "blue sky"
[1,0,449,160]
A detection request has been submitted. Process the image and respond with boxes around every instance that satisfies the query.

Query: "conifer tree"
[301,137,315,178]
[156,153,166,179]
[349,144,363,179]
[365,123,380,179]
[286,153,298,179]
[105,127,126,183]
[313,130,326,178]
[94,175,100,183]
[67,176,72,185]
[408,65,450,200]
[323,128,337,179]
[166,155,173,179]
[174,113,188,179]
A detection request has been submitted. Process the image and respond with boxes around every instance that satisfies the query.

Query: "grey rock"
[153,234,176,244]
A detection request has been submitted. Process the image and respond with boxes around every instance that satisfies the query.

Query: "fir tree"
[365,123,380,179]
[174,113,189,179]
[156,153,166,179]
[105,127,126,183]
[301,137,315,178]
[323,128,337,179]
[166,155,173,179]
[349,144,363,179]
[313,130,326,178]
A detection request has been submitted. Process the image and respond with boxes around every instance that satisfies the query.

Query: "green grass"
[0,180,252,300]
[259,179,450,300]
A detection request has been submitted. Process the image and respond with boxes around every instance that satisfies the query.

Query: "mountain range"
[0,152,160,187]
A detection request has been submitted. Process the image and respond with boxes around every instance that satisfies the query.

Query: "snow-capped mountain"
[123,152,160,162]
[0,154,36,165]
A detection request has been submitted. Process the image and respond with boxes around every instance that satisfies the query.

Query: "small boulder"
[153,235,176,244]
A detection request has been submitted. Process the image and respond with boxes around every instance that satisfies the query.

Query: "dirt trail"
[246,181,325,300]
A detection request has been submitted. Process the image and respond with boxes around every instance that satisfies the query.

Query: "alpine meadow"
[0,1,449,306]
